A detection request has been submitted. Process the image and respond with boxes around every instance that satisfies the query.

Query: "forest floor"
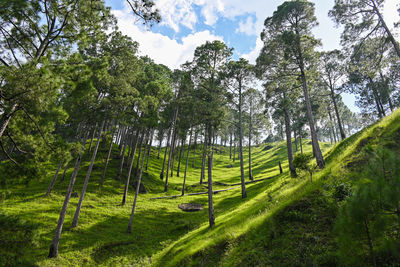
[1,109,399,266]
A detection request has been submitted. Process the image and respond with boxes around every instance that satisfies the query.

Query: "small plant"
[293,153,315,182]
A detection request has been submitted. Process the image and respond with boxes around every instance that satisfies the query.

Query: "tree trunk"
[59,162,69,183]
[160,127,171,180]
[299,63,325,168]
[370,0,400,58]
[127,131,149,233]
[299,132,303,154]
[207,125,215,228]
[248,103,253,181]
[134,131,145,178]
[176,138,184,177]
[200,129,207,184]
[229,131,232,159]
[48,132,89,258]
[169,132,177,178]
[192,129,198,168]
[88,124,97,155]
[327,108,337,144]
[0,103,18,139]
[117,128,129,180]
[46,160,63,196]
[157,131,163,159]
[182,129,192,196]
[238,82,247,198]
[145,129,154,171]
[330,87,346,140]
[72,120,105,228]
[279,160,283,174]
[283,108,296,177]
[122,130,140,206]
[294,129,298,152]
[99,131,115,187]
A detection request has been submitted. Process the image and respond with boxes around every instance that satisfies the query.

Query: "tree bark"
[99,131,115,187]
[192,129,198,168]
[59,162,69,183]
[200,129,207,184]
[117,128,129,180]
[238,81,247,198]
[370,0,400,58]
[182,129,192,196]
[283,107,296,177]
[176,138,184,177]
[127,131,149,233]
[48,131,89,258]
[0,103,18,139]
[330,87,346,140]
[160,127,171,180]
[72,121,104,228]
[145,129,154,171]
[122,130,141,206]
[88,124,97,155]
[46,160,63,196]
[157,130,163,159]
[299,63,324,168]
[207,125,215,228]
[248,101,253,181]
[229,131,232,159]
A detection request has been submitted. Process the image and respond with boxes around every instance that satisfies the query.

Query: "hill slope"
[0,109,399,266]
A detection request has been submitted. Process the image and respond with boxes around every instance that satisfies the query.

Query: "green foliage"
[293,152,314,180]
[335,147,400,266]
[0,213,38,266]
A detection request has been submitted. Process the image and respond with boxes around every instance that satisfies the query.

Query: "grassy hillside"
[1,109,399,266]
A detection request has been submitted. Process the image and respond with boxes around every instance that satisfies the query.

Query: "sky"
[105,0,400,113]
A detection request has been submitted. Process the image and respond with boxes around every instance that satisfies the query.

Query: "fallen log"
[150,186,240,200]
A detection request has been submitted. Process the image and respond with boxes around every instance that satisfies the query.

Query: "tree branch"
[0,139,19,165]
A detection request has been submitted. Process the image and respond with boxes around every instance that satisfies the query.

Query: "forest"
[0,0,399,266]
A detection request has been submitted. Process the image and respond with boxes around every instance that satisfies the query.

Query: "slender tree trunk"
[370,0,400,58]
[327,108,337,144]
[99,131,115,187]
[48,132,89,258]
[192,129,198,168]
[229,131,232,159]
[248,103,253,181]
[117,128,129,180]
[176,138,184,177]
[145,129,154,171]
[0,103,18,139]
[299,62,324,168]
[160,128,171,180]
[283,108,296,177]
[157,130,163,159]
[127,131,149,233]
[134,131,145,178]
[200,129,207,184]
[238,83,247,198]
[170,133,177,178]
[299,132,303,154]
[88,125,97,155]
[207,125,215,228]
[294,129,298,152]
[182,129,192,196]
[122,130,141,206]
[279,161,283,174]
[233,135,236,162]
[72,121,105,228]
[59,162,69,183]
[330,87,346,140]
[46,160,63,196]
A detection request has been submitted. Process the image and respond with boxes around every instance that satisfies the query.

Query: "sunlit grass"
[1,108,399,266]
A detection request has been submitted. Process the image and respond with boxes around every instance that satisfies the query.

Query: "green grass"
[1,109,399,266]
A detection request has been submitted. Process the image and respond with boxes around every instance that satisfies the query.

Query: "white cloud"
[112,9,223,69]
[236,16,257,36]
[241,37,263,64]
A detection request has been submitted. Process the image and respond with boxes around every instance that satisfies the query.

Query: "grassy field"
[1,109,399,266]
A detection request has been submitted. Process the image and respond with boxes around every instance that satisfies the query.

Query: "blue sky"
[105,0,400,113]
